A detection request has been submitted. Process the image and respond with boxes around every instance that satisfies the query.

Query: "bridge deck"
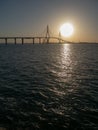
[0,36,68,44]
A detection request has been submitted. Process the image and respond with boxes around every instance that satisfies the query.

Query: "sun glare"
[60,23,74,37]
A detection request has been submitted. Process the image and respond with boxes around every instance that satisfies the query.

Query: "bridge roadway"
[0,36,67,44]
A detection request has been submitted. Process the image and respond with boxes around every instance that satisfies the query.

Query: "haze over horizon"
[0,0,98,42]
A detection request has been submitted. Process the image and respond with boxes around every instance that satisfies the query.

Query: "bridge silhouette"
[0,25,70,44]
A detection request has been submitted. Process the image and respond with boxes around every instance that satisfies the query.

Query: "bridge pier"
[58,38,61,44]
[14,38,16,44]
[5,38,7,45]
[22,38,24,45]
[32,38,34,44]
[46,37,49,44]
[39,38,41,44]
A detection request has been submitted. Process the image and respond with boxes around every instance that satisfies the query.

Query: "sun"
[60,23,74,37]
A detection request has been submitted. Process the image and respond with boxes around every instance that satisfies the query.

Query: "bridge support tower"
[45,25,50,43]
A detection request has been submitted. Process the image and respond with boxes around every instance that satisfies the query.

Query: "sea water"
[0,43,98,130]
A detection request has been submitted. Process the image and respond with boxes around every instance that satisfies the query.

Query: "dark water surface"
[0,43,98,130]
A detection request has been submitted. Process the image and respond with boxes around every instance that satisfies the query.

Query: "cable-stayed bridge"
[0,25,69,44]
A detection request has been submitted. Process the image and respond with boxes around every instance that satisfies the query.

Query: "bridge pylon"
[59,31,61,43]
[45,25,50,43]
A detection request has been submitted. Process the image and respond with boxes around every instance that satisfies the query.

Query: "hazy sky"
[0,0,98,42]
